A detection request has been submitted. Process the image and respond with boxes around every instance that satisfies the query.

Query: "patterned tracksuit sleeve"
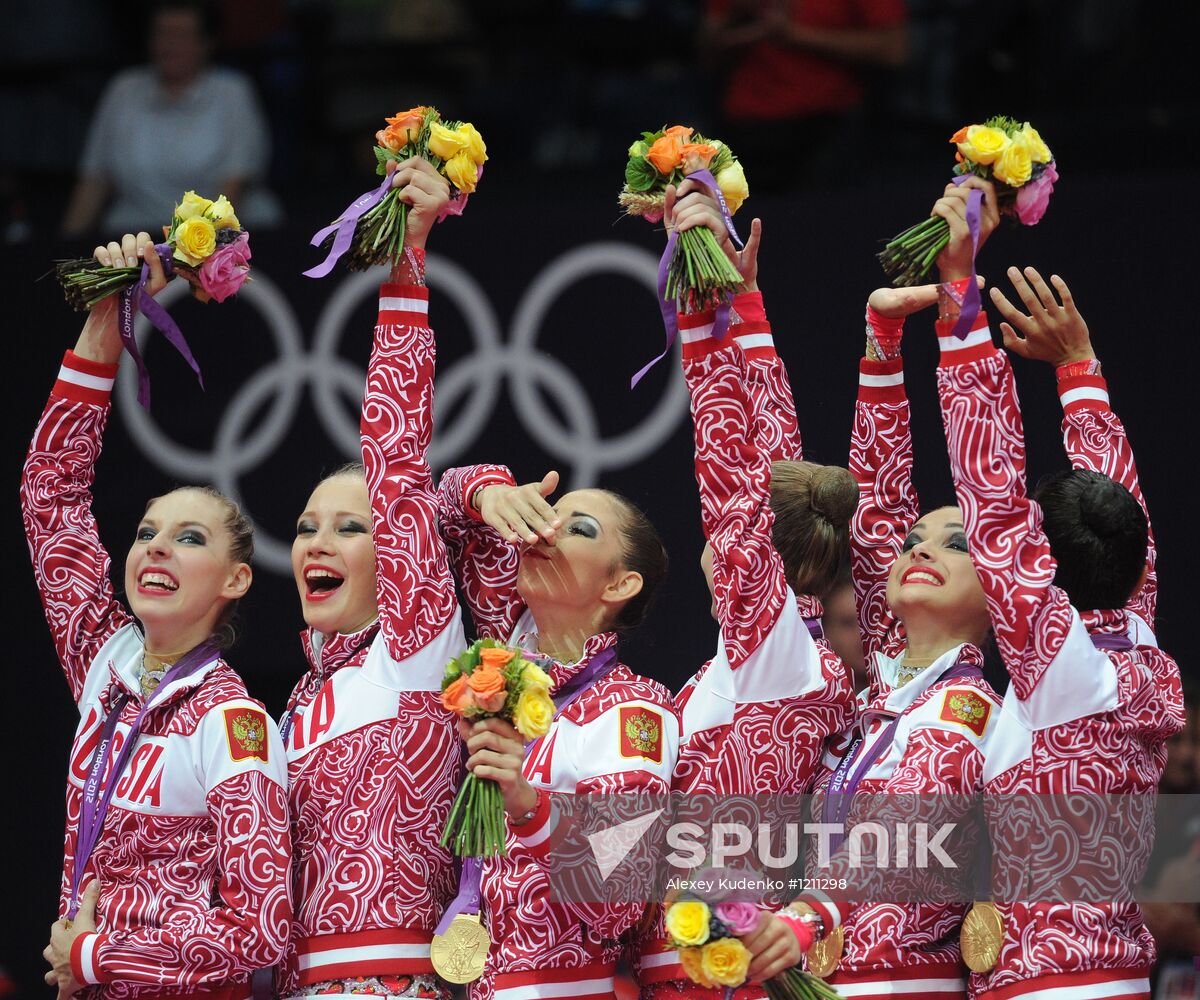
[934,312,1074,698]
[1056,366,1158,629]
[434,465,525,641]
[680,316,791,669]
[849,350,917,678]
[20,352,133,702]
[363,285,462,661]
[70,709,292,987]
[734,292,804,462]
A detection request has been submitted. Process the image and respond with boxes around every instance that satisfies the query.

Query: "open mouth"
[304,566,345,601]
[137,569,179,594]
[901,568,943,586]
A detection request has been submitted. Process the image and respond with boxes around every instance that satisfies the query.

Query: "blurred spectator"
[700,0,909,186]
[62,0,280,236]
[822,564,868,692]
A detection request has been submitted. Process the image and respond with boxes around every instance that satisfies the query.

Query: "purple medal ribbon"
[804,617,824,642]
[821,659,983,857]
[1090,632,1134,652]
[947,175,983,341]
[434,645,620,936]
[631,168,743,389]
[119,243,206,409]
[69,641,219,918]
[303,173,394,279]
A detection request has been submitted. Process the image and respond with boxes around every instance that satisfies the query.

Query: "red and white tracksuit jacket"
[785,331,1006,1000]
[22,353,291,1000]
[432,469,682,1000]
[635,297,855,998]
[279,285,479,995]
[934,315,1184,1000]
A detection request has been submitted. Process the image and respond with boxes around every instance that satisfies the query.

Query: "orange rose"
[442,675,470,714]
[467,664,507,700]
[478,648,516,671]
[386,107,427,144]
[664,125,695,141]
[646,134,684,174]
[949,125,970,144]
[681,142,718,175]
[376,128,404,152]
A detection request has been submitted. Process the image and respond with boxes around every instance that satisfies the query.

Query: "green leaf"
[625,156,658,192]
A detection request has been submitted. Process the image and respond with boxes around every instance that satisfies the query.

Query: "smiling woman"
[22,231,290,1000]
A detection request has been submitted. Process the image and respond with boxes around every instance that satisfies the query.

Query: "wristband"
[1056,358,1102,381]
[939,277,971,323]
[510,789,542,827]
[865,305,905,361]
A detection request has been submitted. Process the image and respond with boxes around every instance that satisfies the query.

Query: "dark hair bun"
[809,465,858,529]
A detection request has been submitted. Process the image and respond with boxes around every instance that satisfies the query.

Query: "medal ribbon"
[303,173,394,279]
[947,175,983,342]
[631,168,743,388]
[821,659,983,857]
[434,646,620,936]
[69,641,219,918]
[1089,632,1134,652]
[804,617,824,642]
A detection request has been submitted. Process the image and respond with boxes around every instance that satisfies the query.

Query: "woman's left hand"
[44,880,100,1000]
[460,717,538,818]
[386,157,451,250]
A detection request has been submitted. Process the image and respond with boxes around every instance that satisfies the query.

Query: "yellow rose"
[700,938,751,988]
[678,948,715,989]
[956,125,1011,165]
[993,139,1033,187]
[665,900,711,947]
[175,190,213,222]
[714,160,749,216]
[1019,123,1052,164]
[456,122,488,166]
[520,662,553,691]
[428,121,468,161]
[443,150,479,194]
[513,687,554,739]
[206,194,240,230]
[173,216,217,265]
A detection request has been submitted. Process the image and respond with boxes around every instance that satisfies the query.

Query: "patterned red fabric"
[935,329,1184,998]
[21,356,290,998]
[279,286,463,994]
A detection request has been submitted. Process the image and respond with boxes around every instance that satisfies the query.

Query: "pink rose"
[1015,162,1058,226]
[198,232,252,303]
[475,689,507,714]
[715,902,761,936]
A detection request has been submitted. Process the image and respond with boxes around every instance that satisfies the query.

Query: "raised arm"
[434,463,526,640]
[69,703,291,988]
[21,234,165,699]
[989,268,1158,633]
[361,160,462,661]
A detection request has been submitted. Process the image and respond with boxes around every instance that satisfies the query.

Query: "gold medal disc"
[961,901,1004,974]
[430,913,490,984]
[806,926,844,979]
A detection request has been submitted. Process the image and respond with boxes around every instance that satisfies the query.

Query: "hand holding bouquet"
[879,116,1057,286]
[666,894,841,999]
[54,191,251,408]
[305,106,486,277]
[440,640,555,857]
[620,125,750,386]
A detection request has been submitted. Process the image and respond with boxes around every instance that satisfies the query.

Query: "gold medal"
[430,913,490,984]
[961,901,1004,973]
[806,926,844,979]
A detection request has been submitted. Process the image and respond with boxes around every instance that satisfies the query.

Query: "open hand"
[989,266,1095,366]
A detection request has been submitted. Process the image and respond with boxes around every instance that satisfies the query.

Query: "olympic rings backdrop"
[4,175,1195,986]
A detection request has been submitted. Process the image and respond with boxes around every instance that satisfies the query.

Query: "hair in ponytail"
[769,461,858,597]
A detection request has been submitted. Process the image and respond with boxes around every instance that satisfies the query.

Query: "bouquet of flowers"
[879,116,1058,286]
[305,106,486,277]
[620,125,748,315]
[666,895,841,1000]
[56,190,251,308]
[440,639,555,857]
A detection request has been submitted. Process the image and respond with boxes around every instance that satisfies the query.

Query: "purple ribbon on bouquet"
[434,646,619,936]
[119,243,206,409]
[303,173,394,279]
[948,174,983,341]
[69,642,218,918]
[631,168,743,389]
